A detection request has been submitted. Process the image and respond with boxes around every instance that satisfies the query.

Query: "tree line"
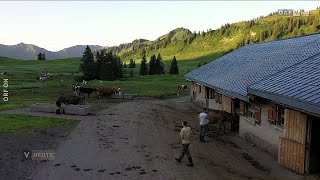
[80,46,123,81]
[79,46,179,81]
[139,51,179,76]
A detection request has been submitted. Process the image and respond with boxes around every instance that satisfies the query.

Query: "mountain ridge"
[0,43,103,60]
[1,8,320,61]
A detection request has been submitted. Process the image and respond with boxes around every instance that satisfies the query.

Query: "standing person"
[175,121,193,167]
[199,108,209,142]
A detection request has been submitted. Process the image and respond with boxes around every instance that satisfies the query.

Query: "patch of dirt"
[0,124,77,180]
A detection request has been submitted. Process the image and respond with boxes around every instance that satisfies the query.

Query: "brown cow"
[56,95,85,114]
[96,87,121,98]
[206,109,235,134]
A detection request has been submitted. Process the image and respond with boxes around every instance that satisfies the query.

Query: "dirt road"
[2,97,306,180]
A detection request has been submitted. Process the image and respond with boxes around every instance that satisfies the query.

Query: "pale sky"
[0,1,319,51]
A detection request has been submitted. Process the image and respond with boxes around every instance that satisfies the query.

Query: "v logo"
[24,152,30,158]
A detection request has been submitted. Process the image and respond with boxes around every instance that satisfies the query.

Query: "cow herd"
[72,85,121,98]
[55,85,121,114]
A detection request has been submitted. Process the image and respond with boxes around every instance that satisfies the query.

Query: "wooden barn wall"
[278,137,305,174]
[222,95,232,113]
[201,86,206,97]
[278,109,307,174]
[284,109,307,144]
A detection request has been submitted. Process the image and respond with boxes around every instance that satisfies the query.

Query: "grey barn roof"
[248,53,320,116]
[185,33,320,101]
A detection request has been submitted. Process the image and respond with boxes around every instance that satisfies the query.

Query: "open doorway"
[231,99,240,133]
[308,116,320,174]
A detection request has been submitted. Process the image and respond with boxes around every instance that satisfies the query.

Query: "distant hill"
[0,43,102,60]
[1,8,319,61]
[104,8,320,63]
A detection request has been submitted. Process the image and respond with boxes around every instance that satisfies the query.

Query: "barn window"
[239,101,245,116]
[277,106,285,126]
[247,104,255,119]
[214,92,222,104]
[268,103,285,126]
[268,103,277,124]
[254,107,261,125]
[198,85,201,93]
[209,89,215,99]
[247,103,261,125]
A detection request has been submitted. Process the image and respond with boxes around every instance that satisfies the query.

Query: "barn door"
[278,109,307,174]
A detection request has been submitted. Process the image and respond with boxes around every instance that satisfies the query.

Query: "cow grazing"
[73,86,96,98]
[206,109,236,134]
[82,80,87,85]
[56,95,85,114]
[177,85,188,95]
[79,87,96,97]
[72,85,81,96]
[112,88,121,94]
[96,87,120,98]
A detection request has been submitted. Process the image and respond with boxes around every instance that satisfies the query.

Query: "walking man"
[175,121,193,167]
[199,108,209,142]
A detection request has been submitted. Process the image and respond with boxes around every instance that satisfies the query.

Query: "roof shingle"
[185,33,320,101]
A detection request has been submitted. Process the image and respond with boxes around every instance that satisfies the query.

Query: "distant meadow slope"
[111,8,320,63]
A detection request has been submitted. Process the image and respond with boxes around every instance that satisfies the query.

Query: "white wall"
[239,101,284,157]
[191,85,222,111]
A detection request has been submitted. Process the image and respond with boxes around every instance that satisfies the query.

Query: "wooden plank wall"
[222,95,232,113]
[278,109,307,174]
[284,109,307,144]
[278,137,305,174]
[201,86,206,97]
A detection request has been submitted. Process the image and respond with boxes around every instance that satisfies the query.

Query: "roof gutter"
[248,88,320,116]
[185,75,248,102]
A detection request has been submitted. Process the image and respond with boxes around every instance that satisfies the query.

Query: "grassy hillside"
[107,9,320,63]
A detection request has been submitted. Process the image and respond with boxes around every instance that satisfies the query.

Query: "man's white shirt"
[199,112,209,125]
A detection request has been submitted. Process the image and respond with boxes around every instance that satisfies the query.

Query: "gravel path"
[1,97,306,180]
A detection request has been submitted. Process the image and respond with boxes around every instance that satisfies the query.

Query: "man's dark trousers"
[177,144,193,165]
[200,125,207,142]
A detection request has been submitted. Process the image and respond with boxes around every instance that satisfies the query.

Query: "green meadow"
[0,53,223,111]
[0,114,75,135]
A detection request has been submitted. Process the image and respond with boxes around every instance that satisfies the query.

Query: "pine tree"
[297,29,304,36]
[149,55,156,75]
[139,51,148,76]
[155,53,165,74]
[116,57,123,78]
[98,51,123,80]
[37,53,43,60]
[169,56,179,74]
[129,59,134,68]
[133,60,136,68]
[312,18,319,32]
[123,62,127,68]
[42,53,46,60]
[80,45,94,76]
